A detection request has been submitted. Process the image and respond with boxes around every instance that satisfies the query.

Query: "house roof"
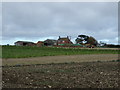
[37,41,44,43]
[58,38,70,41]
[44,39,57,42]
[45,39,57,41]
[15,41,34,43]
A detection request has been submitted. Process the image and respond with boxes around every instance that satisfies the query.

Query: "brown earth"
[82,48,119,50]
[2,54,119,66]
[2,61,120,88]
[2,54,120,88]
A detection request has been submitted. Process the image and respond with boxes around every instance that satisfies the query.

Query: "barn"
[44,39,57,46]
[14,41,36,46]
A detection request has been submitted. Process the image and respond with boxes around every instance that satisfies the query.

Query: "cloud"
[0,2,2,44]
[2,2,118,45]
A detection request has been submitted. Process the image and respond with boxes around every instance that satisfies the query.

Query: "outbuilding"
[44,39,57,46]
[14,41,36,46]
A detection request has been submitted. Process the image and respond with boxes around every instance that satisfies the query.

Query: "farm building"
[44,39,57,46]
[57,36,73,45]
[14,41,36,46]
[36,41,44,47]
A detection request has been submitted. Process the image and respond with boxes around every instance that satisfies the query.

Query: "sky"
[1,2,119,45]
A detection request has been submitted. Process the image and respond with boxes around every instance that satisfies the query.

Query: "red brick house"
[57,36,73,45]
[36,41,44,47]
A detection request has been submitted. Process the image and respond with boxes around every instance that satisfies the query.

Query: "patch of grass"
[2,45,120,58]
[97,60,102,62]
[111,60,120,62]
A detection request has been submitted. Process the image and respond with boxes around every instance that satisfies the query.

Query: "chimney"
[59,36,60,39]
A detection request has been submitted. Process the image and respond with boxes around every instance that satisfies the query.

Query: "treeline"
[104,44,120,48]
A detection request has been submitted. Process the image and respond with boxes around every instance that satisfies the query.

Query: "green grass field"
[2,45,119,58]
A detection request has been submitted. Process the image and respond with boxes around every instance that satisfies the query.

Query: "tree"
[75,35,98,46]
[75,35,89,44]
[87,36,98,46]
[99,41,107,46]
[75,38,84,44]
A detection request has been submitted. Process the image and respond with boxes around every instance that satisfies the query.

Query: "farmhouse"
[44,39,57,46]
[14,35,99,48]
[57,36,73,45]
[14,41,36,46]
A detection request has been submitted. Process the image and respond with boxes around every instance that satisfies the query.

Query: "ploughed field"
[2,61,120,88]
[2,46,120,88]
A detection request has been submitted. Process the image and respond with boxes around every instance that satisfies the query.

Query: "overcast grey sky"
[2,2,118,45]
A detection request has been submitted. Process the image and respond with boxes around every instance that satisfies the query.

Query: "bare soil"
[2,54,119,66]
[2,61,120,88]
[2,54,120,88]
[82,48,119,50]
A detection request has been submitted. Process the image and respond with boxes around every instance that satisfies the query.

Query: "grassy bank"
[2,45,119,58]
